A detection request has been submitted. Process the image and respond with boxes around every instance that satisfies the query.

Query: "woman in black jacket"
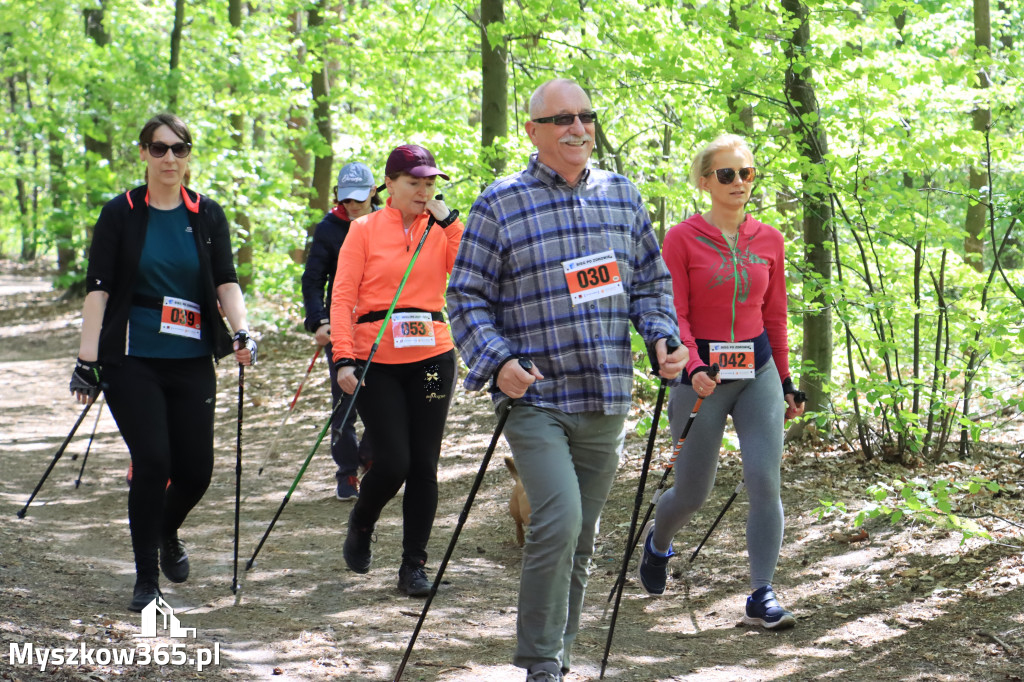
[70,113,256,611]
[301,161,378,500]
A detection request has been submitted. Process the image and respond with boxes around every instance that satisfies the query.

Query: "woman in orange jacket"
[329,144,463,597]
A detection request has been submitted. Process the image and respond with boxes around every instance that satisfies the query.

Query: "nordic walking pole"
[688,389,804,563]
[232,336,248,595]
[73,398,104,488]
[394,359,533,682]
[257,346,321,476]
[247,201,445,570]
[689,479,744,562]
[246,395,347,569]
[604,363,720,604]
[17,397,97,518]
[600,343,676,679]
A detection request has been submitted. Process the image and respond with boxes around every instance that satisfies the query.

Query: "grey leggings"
[652,359,785,590]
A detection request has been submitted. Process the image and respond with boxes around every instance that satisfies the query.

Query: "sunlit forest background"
[1,0,1021,465]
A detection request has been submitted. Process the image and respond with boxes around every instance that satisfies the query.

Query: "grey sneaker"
[526,661,562,681]
[637,519,673,595]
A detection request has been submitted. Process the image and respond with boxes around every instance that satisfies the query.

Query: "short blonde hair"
[688,134,754,188]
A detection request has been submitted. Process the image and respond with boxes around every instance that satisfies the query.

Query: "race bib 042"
[709,341,755,379]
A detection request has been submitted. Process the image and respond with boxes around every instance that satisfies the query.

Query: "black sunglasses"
[706,167,756,184]
[147,142,192,158]
[530,111,599,126]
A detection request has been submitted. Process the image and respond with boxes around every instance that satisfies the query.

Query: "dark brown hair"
[139,113,192,148]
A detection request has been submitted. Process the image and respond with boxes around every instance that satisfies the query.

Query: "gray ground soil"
[1,261,1022,681]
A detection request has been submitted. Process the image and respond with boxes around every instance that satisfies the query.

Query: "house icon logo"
[132,597,197,639]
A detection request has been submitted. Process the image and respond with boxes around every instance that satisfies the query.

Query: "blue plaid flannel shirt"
[447,156,678,415]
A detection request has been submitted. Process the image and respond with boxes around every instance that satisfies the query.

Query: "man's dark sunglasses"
[706,166,756,184]
[530,111,599,126]
[147,142,192,158]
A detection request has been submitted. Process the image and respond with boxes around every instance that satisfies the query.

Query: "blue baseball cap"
[336,162,376,202]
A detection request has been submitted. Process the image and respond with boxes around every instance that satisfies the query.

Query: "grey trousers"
[653,359,785,590]
[502,404,625,672]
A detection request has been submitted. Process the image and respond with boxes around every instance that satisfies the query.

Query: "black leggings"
[103,356,217,581]
[351,349,455,565]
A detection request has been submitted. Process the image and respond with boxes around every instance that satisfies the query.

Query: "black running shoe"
[128,578,162,612]
[160,535,190,583]
[343,509,374,574]
[397,561,431,597]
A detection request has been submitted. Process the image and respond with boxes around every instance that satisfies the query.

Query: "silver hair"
[529,78,587,118]
[688,134,754,188]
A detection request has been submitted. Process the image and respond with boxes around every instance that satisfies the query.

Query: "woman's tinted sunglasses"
[706,166,756,184]
[147,142,192,158]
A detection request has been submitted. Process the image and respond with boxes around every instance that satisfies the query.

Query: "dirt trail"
[1,266,1022,681]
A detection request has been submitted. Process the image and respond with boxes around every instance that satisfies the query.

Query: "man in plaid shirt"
[447,78,687,682]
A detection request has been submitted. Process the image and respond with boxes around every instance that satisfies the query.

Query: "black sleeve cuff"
[332,357,358,372]
[689,365,713,381]
[437,209,459,228]
[781,376,796,395]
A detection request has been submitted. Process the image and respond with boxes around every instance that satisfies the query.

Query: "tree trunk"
[308,1,333,228]
[287,10,313,263]
[8,72,38,261]
[83,4,113,222]
[726,0,754,135]
[783,0,833,434]
[480,0,508,181]
[965,0,991,272]
[228,0,252,293]
[168,0,185,110]
[49,124,74,277]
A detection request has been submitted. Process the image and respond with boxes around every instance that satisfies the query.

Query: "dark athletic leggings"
[350,349,455,566]
[103,355,217,581]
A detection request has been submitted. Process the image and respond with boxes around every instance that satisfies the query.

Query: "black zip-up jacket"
[301,210,351,333]
[86,185,238,365]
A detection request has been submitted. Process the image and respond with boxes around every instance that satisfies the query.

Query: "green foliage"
[815,475,1002,544]
[1,0,1022,462]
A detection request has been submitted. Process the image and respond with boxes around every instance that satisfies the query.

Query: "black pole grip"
[648,335,681,376]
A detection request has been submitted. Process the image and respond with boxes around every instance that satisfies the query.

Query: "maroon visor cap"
[384,144,450,180]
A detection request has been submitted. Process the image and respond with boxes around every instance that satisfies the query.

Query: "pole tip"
[16,508,26,519]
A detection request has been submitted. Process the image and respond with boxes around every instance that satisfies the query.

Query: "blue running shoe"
[637,519,674,595]
[743,585,796,629]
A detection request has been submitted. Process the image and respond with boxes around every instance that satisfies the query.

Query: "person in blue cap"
[301,161,378,499]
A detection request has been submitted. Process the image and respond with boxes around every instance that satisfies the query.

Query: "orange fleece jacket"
[329,199,463,365]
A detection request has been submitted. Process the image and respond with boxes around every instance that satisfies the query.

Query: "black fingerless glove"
[70,358,102,399]
[332,357,359,373]
[436,209,459,228]
[782,376,806,405]
[233,330,258,366]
